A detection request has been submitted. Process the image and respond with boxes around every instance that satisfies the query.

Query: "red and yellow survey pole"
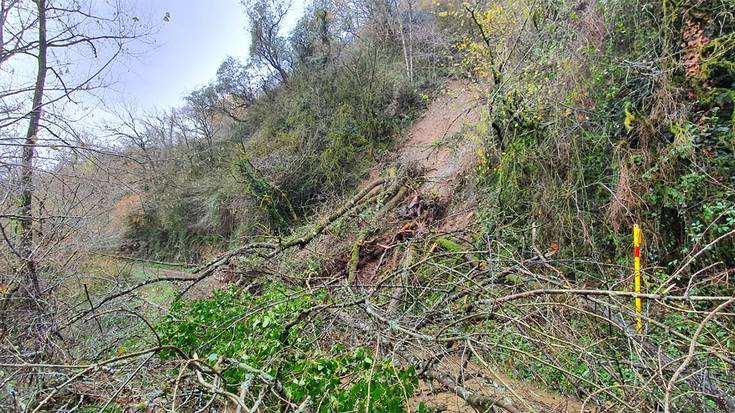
[633,224,643,333]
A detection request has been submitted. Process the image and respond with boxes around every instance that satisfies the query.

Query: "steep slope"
[394,80,482,198]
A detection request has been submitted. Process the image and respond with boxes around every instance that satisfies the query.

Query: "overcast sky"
[110,0,306,112]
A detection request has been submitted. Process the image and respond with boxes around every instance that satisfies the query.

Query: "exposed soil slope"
[397,80,482,198]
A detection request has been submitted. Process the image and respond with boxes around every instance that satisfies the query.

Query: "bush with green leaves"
[124,190,226,262]
[158,284,418,411]
[467,0,735,274]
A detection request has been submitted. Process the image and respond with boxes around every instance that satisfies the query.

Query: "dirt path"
[128,264,228,306]
[410,356,592,413]
[350,80,483,283]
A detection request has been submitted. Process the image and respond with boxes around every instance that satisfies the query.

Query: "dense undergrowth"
[120,0,735,409]
[443,0,735,409]
[10,0,734,411]
[462,0,735,272]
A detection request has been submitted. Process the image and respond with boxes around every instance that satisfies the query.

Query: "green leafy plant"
[158,284,418,411]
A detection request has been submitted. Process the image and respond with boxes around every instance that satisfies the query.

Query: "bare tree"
[215,56,257,118]
[242,0,293,84]
[0,0,154,360]
[184,85,223,154]
[395,0,415,82]
[18,0,47,297]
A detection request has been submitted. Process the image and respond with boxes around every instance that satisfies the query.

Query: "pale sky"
[110,0,307,111]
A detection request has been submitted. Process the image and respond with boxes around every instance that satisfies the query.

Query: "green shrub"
[158,284,418,411]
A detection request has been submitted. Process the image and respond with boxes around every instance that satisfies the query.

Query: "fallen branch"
[663,298,735,412]
[484,288,735,305]
[423,367,523,413]
[178,177,390,298]
[330,306,525,413]
[69,178,392,326]
[96,253,196,268]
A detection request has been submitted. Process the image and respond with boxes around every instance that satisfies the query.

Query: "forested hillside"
[1,0,734,411]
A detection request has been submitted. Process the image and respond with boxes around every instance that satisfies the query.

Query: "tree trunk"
[19,0,47,296]
[397,3,410,82]
[396,0,414,83]
[407,0,414,83]
[0,1,6,64]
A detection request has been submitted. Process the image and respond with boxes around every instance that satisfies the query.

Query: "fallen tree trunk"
[423,367,523,413]
[96,253,196,268]
[66,178,391,328]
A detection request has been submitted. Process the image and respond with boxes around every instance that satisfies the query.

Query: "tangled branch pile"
[2,0,735,411]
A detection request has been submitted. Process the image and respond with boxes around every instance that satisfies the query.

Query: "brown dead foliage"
[608,159,638,233]
[683,18,710,80]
